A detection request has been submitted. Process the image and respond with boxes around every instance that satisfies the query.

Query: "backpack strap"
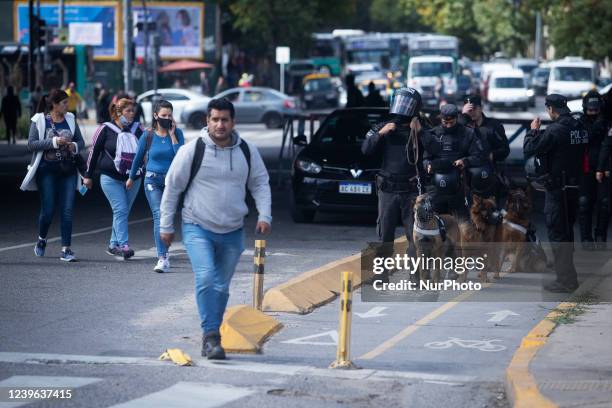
[104,122,121,134]
[239,139,251,182]
[179,138,206,209]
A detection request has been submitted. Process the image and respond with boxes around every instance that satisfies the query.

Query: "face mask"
[119,115,130,127]
[158,117,173,130]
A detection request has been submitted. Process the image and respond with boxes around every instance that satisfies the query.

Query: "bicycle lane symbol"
[424,337,506,352]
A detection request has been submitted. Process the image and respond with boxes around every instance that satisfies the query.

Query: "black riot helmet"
[390,87,422,119]
[433,170,461,195]
[468,164,495,195]
[524,155,549,191]
[582,90,602,115]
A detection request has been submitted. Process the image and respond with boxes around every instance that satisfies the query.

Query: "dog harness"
[413,215,447,242]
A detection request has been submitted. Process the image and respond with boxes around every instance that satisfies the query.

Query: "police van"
[547,57,598,99]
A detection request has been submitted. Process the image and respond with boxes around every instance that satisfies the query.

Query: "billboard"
[14,1,120,60]
[133,2,204,60]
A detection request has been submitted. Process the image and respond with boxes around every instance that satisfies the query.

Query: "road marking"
[0,352,475,383]
[357,291,474,360]
[355,306,388,319]
[281,330,338,346]
[0,217,153,253]
[108,382,255,408]
[0,375,100,408]
[424,337,506,352]
[487,310,519,323]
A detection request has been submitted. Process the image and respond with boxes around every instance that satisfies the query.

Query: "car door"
[160,92,190,123]
[241,90,267,123]
[138,93,156,124]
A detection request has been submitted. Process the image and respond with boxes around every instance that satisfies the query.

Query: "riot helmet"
[433,170,461,195]
[468,164,496,195]
[582,90,602,116]
[390,87,422,119]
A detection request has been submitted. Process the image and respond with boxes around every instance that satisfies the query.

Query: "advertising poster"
[14,1,120,60]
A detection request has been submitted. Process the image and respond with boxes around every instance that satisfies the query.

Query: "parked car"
[301,73,339,109]
[137,88,210,128]
[290,108,387,222]
[212,87,298,128]
[487,69,534,111]
[531,67,550,96]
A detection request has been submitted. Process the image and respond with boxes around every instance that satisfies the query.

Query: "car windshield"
[457,75,471,88]
[304,78,333,92]
[314,111,389,145]
[553,67,593,82]
[412,62,453,77]
[494,77,526,88]
[534,69,549,79]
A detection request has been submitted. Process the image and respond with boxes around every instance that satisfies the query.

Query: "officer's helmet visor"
[390,93,419,117]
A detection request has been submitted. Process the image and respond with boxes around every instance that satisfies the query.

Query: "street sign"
[69,23,103,46]
[276,46,290,64]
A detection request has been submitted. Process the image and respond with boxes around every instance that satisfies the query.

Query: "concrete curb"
[220,305,283,354]
[262,237,409,314]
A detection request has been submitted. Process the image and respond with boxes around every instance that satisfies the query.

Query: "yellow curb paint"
[505,302,576,408]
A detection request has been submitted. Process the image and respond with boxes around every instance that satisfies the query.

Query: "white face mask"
[119,115,130,126]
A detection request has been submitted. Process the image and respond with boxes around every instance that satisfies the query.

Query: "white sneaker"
[163,255,170,270]
[153,258,167,273]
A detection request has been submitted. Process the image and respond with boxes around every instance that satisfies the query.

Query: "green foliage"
[369,0,427,32]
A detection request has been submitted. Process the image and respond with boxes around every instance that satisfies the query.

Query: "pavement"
[525,269,612,408]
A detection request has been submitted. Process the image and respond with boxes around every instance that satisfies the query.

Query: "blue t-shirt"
[129,129,185,179]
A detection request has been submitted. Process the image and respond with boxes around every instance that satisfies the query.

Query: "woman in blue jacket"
[127,99,184,273]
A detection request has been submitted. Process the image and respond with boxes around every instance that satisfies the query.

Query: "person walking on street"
[20,89,85,262]
[83,98,144,260]
[97,87,112,124]
[364,81,386,108]
[128,100,184,273]
[159,98,272,360]
[345,74,364,108]
[1,86,22,144]
[65,82,82,118]
[524,94,588,293]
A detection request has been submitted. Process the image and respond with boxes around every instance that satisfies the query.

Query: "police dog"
[459,194,501,283]
[498,187,548,274]
[412,193,461,283]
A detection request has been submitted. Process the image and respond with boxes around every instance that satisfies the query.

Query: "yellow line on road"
[358,275,506,361]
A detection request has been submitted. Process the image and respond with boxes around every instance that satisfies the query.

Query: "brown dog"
[459,195,501,283]
[498,187,549,274]
[412,193,461,283]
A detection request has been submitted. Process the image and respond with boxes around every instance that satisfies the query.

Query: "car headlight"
[526,89,535,97]
[296,159,322,174]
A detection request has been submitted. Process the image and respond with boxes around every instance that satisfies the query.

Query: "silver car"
[212,87,298,128]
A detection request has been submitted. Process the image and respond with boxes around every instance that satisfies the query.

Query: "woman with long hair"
[128,99,184,272]
[20,89,85,261]
[83,98,144,260]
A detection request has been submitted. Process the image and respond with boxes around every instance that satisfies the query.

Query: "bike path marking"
[281,330,338,346]
[424,337,506,352]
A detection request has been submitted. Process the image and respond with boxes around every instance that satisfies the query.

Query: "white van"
[547,57,597,99]
[407,56,456,109]
[487,69,534,111]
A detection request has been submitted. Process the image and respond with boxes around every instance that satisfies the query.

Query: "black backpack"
[179,138,251,208]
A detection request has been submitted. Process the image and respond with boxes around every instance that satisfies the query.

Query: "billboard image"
[14,1,119,60]
[133,2,204,59]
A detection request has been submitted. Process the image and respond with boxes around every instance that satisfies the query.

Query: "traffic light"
[33,16,48,48]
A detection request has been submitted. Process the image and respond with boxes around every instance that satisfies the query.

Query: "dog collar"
[503,219,528,235]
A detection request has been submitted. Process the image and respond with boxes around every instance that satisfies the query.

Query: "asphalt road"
[2,104,609,407]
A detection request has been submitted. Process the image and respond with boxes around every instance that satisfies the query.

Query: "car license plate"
[339,182,371,194]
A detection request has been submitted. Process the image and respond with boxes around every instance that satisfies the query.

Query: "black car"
[291,108,388,222]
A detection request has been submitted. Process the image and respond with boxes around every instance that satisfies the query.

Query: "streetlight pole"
[58,0,65,29]
[534,12,542,61]
[123,0,133,93]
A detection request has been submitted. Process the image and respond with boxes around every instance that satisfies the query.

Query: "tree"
[369,0,427,32]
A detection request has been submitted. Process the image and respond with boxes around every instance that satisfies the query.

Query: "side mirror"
[293,134,307,146]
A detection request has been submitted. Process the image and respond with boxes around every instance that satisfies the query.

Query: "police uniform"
[524,94,588,292]
[459,95,510,201]
[362,88,423,276]
[577,92,609,246]
[420,104,484,218]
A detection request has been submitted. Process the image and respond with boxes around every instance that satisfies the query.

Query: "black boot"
[203,332,226,360]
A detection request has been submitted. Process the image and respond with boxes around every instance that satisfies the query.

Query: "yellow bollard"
[330,271,359,369]
[253,240,266,311]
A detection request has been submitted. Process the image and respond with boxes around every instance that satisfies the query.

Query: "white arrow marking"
[487,310,519,323]
[355,306,388,319]
[281,330,338,346]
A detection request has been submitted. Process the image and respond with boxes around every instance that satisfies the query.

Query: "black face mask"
[157,117,172,130]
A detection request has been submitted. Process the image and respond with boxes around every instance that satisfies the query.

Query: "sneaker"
[153,258,167,273]
[34,238,47,257]
[120,245,135,260]
[543,281,578,293]
[202,332,226,360]
[106,246,124,258]
[60,248,77,262]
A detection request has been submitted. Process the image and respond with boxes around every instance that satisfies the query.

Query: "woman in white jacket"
[21,90,85,262]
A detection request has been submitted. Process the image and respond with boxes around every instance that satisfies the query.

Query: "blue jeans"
[36,164,77,246]
[144,172,168,257]
[182,223,245,334]
[100,174,141,247]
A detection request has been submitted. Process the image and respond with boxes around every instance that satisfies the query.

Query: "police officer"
[419,103,484,219]
[460,94,510,202]
[524,94,588,293]
[362,88,423,282]
[577,91,609,248]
